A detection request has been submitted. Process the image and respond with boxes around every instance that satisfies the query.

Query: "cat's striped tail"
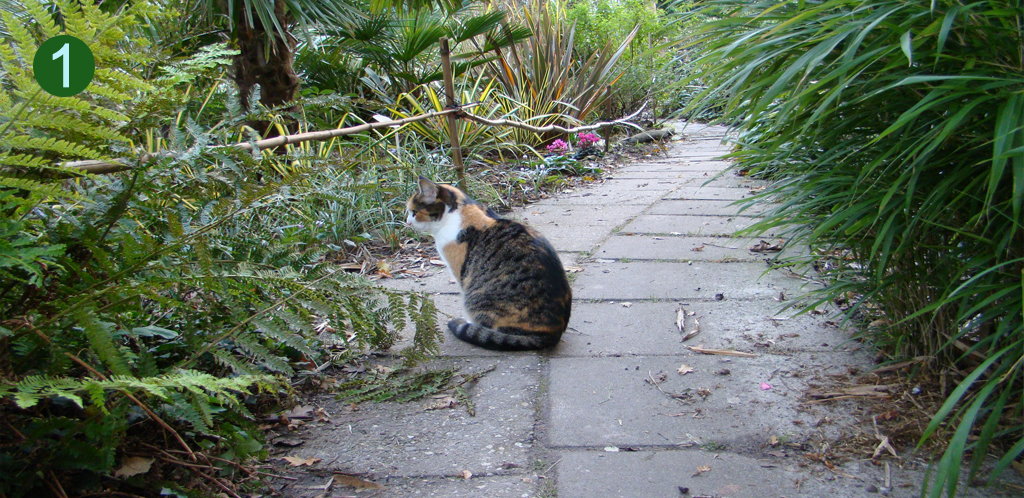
[448,320,561,351]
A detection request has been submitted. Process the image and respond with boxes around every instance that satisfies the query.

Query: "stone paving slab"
[283,357,541,478]
[661,187,761,202]
[379,475,542,497]
[596,178,685,191]
[547,354,866,448]
[515,203,647,226]
[556,449,856,498]
[622,214,782,236]
[561,300,860,356]
[549,188,668,206]
[648,199,768,216]
[593,235,787,262]
[572,261,813,300]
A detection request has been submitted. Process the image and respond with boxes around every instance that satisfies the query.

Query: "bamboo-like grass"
[679,1,1023,495]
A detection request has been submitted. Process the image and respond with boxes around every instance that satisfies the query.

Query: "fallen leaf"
[282,405,313,419]
[646,371,668,385]
[682,316,701,342]
[750,239,784,252]
[692,465,711,477]
[1012,459,1024,477]
[425,395,458,411]
[461,470,473,480]
[282,456,320,467]
[429,259,446,266]
[565,266,584,273]
[114,456,154,478]
[334,473,384,490]
[677,364,694,375]
[676,307,686,333]
[272,437,305,447]
[690,245,705,252]
[768,435,779,446]
[622,302,633,308]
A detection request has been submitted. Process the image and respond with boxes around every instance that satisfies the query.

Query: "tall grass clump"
[680,0,1022,495]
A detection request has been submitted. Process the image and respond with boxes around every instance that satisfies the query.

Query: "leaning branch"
[64,101,644,175]
[459,103,646,135]
[67,106,479,175]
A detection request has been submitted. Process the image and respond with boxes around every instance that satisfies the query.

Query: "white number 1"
[52,42,69,88]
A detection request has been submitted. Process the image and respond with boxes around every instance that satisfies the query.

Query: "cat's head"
[405,177,465,234]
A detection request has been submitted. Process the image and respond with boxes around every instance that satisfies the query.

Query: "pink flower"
[576,132,601,148]
[547,139,570,154]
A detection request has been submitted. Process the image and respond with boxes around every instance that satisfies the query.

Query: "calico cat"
[405,177,571,350]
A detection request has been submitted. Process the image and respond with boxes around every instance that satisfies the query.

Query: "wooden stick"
[687,345,756,358]
[438,37,467,191]
[460,104,646,135]
[66,107,477,174]
[604,85,613,154]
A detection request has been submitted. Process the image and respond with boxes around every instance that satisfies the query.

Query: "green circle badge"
[33,35,95,97]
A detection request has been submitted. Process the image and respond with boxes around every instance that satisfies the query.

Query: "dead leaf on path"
[692,465,711,477]
[283,405,314,419]
[646,371,668,385]
[429,259,446,266]
[1011,459,1024,477]
[873,436,899,459]
[622,302,633,308]
[334,473,385,490]
[272,437,305,447]
[282,456,320,467]
[314,407,330,422]
[565,266,584,273]
[750,239,784,252]
[683,316,701,342]
[425,395,458,411]
[691,245,705,252]
[461,470,473,480]
[768,435,779,447]
[677,364,694,375]
[377,261,393,278]
[114,456,154,478]
[676,307,686,333]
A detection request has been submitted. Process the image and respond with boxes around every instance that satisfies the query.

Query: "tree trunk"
[231,0,300,136]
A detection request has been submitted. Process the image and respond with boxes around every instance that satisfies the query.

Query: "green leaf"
[131,326,179,339]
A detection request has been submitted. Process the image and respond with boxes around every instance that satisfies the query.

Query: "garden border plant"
[679,0,1023,495]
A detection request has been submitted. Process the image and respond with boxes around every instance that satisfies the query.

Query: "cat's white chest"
[430,211,463,277]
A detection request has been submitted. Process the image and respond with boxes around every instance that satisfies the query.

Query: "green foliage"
[386,74,530,161]
[296,0,527,100]
[336,363,493,409]
[682,0,1023,495]
[566,0,681,118]
[0,1,439,495]
[487,0,636,147]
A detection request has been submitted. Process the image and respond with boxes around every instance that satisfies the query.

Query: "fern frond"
[76,308,132,377]
[2,135,106,160]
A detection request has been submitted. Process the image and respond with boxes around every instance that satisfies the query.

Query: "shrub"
[0,2,438,495]
[566,0,680,118]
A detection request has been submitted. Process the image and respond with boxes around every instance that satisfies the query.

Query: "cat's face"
[406,177,462,235]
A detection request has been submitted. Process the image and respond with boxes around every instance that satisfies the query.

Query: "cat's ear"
[418,177,439,203]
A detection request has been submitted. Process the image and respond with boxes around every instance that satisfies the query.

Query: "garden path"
[271,124,1019,498]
